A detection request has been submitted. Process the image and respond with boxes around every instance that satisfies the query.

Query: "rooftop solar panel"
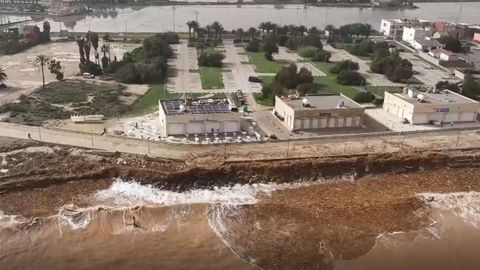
[162,100,232,116]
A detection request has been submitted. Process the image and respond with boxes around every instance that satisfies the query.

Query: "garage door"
[167,123,184,135]
[353,116,361,127]
[311,119,319,129]
[302,119,310,129]
[319,118,327,128]
[294,119,302,130]
[224,121,239,132]
[328,118,336,128]
[443,113,459,123]
[205,122,220,133]
[413,113,429,124]
[187,122,204,134]
[460,112,475,122]
[345,117,352,127]
[337,117,345,128]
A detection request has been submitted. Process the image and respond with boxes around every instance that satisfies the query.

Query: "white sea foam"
[0,211,26,229]
[95,179,326,207]
[57,205,93,230]
[419,192,480,227]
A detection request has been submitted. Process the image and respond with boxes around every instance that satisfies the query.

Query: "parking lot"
[400,52,453,86]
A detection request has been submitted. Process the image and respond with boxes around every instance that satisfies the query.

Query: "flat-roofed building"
[158,99,240,137]
[274,94,365,131]
[380,19,405,40]
[383,88,480,124]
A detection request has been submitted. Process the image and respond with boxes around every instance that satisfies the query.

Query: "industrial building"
[383,88,480,125]
[274,95,365,131]
[158,99,240,137]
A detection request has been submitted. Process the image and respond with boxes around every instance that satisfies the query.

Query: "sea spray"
[419,192,480,227]
[94,178,330,207]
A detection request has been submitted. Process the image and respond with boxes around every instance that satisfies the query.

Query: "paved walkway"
[2,122,480,162]
[327,45,405,87]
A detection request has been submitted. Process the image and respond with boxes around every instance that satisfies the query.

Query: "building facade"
[383,88,479,124]
[158,99,240,137]
[274,95,365,131]
[380,19,405,40]
[402,26,433,45]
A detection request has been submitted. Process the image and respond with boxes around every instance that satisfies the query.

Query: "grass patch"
[199,67,224,89]
[127,84,175,115]
[259,75,275,87]
[0,80,130,125]
[364,86,403,98]
[253,93,275,106]
[246,52,284,73]
[311,61,362,99]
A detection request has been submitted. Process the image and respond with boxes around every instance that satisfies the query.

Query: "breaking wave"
[419,192,480,227]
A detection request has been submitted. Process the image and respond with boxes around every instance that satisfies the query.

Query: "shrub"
[79,62,102,76]
[312,50,332,62]
[337,70,366,86]
[297,46,319,58]
[353,91,375,103]
[346,39,374,56]
[263,37,279,61]
[246,39,260,52]
[286,34,323,51]
[198,51,225,67]
[329,60,359,74]
[115,63,140,83]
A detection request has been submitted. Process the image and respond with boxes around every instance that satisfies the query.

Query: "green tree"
[42,21,50,42]
[48,59,64,80]
[439,36,462,53]
[33,55,49,89]
[462,73,480,98]
[76,37,86,64]
[186,20,195,40]
[263,36,279,61]
[337,70,366,86]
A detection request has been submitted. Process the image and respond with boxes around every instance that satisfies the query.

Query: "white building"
[383,88,479,124]
[158,99,241,137]
[402,26,433,45]
[380,19,405,40]
[411,38,442,52]
[274,95,365,131]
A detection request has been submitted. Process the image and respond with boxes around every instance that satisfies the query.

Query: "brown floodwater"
[1,180,480,270]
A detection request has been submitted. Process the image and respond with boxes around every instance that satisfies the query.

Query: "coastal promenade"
[1,122,480,162]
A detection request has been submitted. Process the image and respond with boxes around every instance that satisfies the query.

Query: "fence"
[1,122,479,162]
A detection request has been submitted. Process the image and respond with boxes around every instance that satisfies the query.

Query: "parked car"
[248,76,262,83]
[83,72,95,79]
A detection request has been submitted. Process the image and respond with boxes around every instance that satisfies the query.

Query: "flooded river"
[1,2,480,32]
[1,179,480,270]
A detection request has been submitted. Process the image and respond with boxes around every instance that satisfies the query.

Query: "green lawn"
[199,67,224,89]
[259,75,275,87]
[127,84,178,115]
[246,52,284,73]
[311,61,362,99]
[253,93,275,106]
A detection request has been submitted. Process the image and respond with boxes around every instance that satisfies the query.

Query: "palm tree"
[248,27,257,40]
[0,66,7,85]
[211,21,223,40]
[186,20,194,39]
[84,40,92,62]
[236,28,244,41]
[206,25,212,40]
[33,55,49,89]
[259,22,266,36]
[191,21,200,39]
[76,37,85,63]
